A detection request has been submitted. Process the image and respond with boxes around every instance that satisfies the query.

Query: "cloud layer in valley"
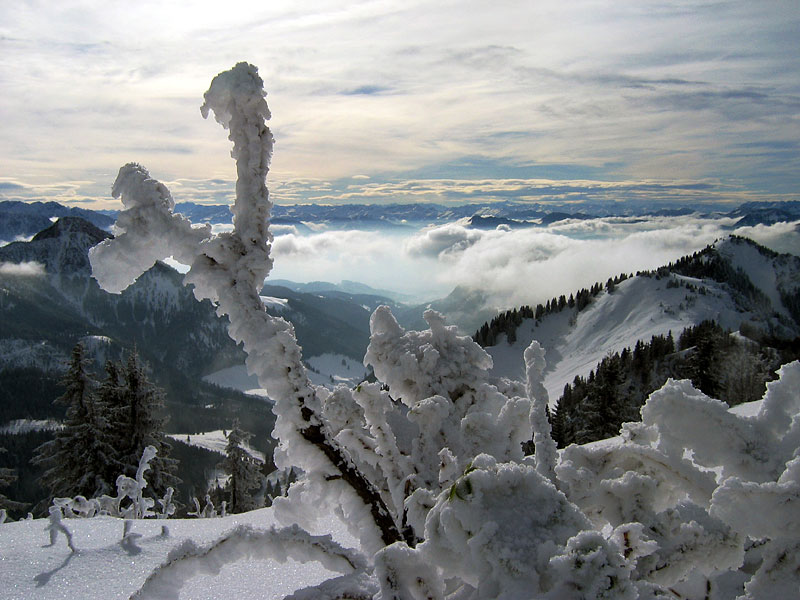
[266,215,800,310]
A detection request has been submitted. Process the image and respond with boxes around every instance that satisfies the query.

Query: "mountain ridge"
[479,236,800,404]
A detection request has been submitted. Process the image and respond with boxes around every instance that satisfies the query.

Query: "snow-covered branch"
[131,524,369,600]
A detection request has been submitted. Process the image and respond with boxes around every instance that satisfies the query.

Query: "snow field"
[0,507,354,600]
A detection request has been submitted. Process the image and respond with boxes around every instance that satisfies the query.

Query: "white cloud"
[1,2,798,207]
[0,261,46,276]
[733,221,800,256]
[269,230,444,300]
[405,223,484,258]
[261,214,761,309]
[403,215,735,310]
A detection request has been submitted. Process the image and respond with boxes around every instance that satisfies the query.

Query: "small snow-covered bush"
[51,445,174,520]
[90,63,800,599]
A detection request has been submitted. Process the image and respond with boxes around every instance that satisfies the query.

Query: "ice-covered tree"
[220,420,263,513]
[32,343,118,504]
[91,62,800,600]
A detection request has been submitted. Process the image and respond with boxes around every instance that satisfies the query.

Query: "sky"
[1,1,799,210]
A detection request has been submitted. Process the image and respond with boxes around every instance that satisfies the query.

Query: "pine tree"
[97,359,128,488]
[0,449,26,515]
[118,350,180,499]
[220,420,263,513]
[32,343,118,504]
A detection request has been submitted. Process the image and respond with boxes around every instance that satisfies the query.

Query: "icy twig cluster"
[49,445,175,520]
[90,63,800,599]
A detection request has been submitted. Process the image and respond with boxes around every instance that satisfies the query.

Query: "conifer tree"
[97,359,128,487]
[32,343,118,504]
[0,449,26,515]
[118,350,179,499]
[220,420,263,513]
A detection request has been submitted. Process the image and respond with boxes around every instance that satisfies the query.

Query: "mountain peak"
[0,217,112,275]
[31,216,111,245]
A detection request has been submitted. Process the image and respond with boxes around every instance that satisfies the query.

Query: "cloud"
[269,229,444,301]
[733,220,800,256]
[405,223,484,257]
[2,2,799,208]
[262,213,762,310]
[0,261,45,276]
[403,215,737,311]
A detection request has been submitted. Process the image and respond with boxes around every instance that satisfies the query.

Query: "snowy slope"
[0,507,353,600]
[203,365,270,398]
[305,353,369,388]
[204,353,369,396]
[488,272,774,405]
[716,236,800,321]
[167,430,265,462]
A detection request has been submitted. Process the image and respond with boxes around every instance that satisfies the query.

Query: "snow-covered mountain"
[483,236,800,403]
[0,217,255,433]
[727,200,800,228]
[0,217,242,376]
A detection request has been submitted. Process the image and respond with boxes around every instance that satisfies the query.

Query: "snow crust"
[0,508,351,600]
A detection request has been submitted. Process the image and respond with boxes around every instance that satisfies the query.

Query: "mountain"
[480,236,800,403]
[0,217,267,436]
[268,278,414,303]
[726,200,800,228]
[0,200,114,242]
[0,216,111,275]
[260,283,405,360]
[168,199,800,231]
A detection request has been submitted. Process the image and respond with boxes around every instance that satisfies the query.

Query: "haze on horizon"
[1,1,799,211]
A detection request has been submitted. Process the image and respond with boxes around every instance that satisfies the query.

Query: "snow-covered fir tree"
[32,343,118,504]
[96,359,128,487]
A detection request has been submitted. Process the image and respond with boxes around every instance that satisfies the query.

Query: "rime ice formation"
[85,63,800,599]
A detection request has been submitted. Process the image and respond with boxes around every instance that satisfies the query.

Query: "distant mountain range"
[3,198,798,248]
[87,199,800,232]
[0,200,114,242]
[169,200,800,230]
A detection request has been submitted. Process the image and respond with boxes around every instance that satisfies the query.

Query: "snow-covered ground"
[304,353,369,389]
[260,295,289,313]
[203,365,270,399]
[204,353,368,397]
[0,507,354,600]
[167,430,265,462]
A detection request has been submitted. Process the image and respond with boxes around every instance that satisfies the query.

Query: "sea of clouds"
[264,215,800,312]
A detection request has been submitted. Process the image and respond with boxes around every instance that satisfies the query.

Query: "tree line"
[1,343,272,519]
[550,320,798,447]
[473,273,631,346]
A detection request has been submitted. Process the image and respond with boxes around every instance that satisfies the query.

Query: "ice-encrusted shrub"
[50,445,174,520]
[90,62,800,599]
